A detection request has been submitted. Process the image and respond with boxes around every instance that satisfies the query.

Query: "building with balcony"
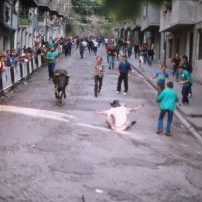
[0,0,18,53]
[0,0,71,54]
[17,0,39,51]
[160,0,202,83]
[114,0,202,83]
[160,0,196,64]
[37,0,71,40]
[140,2,161,61]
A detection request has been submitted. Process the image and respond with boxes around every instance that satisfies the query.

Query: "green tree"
[71,0,107,22]
[103,0,171,20]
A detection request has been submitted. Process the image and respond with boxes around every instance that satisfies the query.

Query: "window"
[3,36,8,51]
[4,7,10,23]
[176,37,180,54]
[198,30,202,60]
[143,5,147,17]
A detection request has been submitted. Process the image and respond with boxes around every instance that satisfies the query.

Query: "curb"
[130,62,202,145]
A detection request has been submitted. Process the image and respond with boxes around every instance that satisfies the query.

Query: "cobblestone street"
[0,46,202,202]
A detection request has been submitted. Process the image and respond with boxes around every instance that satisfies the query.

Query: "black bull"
[53,69,69,102]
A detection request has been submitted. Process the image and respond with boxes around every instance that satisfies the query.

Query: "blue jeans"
[147,56,153,66]
[157,110,174,133]
[182,85,190,104]
[109,55,115,69]
[107,54,109,64]
[48,63,56,79]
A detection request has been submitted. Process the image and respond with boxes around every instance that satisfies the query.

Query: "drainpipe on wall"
[163,31,167,64]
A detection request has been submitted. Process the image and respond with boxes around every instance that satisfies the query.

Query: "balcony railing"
[160,0,197,31]
[20,0,39,7]
[38,0,49,7]
[141,3,160,31]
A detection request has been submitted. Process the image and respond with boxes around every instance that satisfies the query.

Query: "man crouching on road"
[96,100,143,131]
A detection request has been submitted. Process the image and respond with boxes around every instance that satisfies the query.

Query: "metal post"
[45,11,48,41]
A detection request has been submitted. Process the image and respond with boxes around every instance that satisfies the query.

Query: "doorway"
[189,32,193,64]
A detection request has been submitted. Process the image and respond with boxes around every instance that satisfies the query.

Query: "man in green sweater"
[47,47,59,80]
[156,81,179,136]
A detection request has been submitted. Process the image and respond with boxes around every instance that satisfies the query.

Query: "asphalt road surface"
[0,46,202,202]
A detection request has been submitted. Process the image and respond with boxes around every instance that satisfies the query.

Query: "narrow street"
[0,46,202,202]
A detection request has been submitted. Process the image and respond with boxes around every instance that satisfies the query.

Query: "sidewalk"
[129,58,202,135]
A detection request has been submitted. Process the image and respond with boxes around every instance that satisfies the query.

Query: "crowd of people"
[0,48,34,73]
[92,37,194,136]
[0,34,195,137]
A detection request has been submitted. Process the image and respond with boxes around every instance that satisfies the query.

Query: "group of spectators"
[0,48,34,74]
[103,37,155,70]
[96,36,194,136]
[171,54,193,104]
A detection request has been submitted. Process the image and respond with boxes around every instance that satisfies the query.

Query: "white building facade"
[0,0,71,54]
[160,0,202,83]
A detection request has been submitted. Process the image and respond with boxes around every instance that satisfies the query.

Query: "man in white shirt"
[82,40,88,48]
[93,40,98,55]
[96,100,142,131]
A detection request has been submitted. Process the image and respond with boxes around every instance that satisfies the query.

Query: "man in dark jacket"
[116,55,132,95]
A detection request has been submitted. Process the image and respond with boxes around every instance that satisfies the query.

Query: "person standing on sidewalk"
[181,55,193,97]
[156,81,179,136]
[147,45,154,66]
[47,47,59,80]
[171,53,181,81]
[93,56,105,97]
[178,65,192,105]
[116,55,132,95]
[151,64,170,94]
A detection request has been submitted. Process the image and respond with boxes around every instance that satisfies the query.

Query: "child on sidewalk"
[151,64,170,94]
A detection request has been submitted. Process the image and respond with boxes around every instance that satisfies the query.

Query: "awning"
[20,0,39,7]
[50,10,59,16]
[38,5,50,12]
[160,23,194,32]
[132,26,141,31]
[57,14,64,18]
[141,25,159,32]
[125,27,132,31]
